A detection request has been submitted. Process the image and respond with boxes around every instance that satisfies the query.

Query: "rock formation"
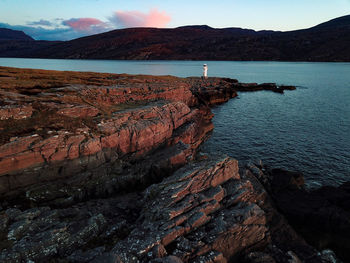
[0,156,340,262]
[1,66,343,262]
[0,67,294,204]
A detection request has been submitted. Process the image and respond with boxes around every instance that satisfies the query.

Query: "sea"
[0,58,349,188]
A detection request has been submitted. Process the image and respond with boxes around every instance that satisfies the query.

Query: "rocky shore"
[0,66,345,262]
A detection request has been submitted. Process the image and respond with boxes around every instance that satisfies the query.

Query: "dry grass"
[0,66,181,90]
[0,103,98,144]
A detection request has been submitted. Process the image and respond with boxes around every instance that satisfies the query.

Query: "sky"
[0,0,349,40]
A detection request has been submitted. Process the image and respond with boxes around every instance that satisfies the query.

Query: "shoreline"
[3,57,350,63]
[0,66,348,262]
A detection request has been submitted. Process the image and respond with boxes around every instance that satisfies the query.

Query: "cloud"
[63,18,108,33]
[27,19,53,27]
[0,17,111,41]
[110,8,171,28]
[0,22,90,41]
[0,8,171,40]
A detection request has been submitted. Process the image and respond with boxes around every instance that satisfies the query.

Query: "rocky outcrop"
[0,101,195,174]
[0,101,212,205]
[0,67,295,203]
[0,192,143,262]
[4,67,334,263]
[0,157,335,262]
[231,83,296,94]
[0,68,196,198]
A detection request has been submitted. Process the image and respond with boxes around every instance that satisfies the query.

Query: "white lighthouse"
[203,64,208,79]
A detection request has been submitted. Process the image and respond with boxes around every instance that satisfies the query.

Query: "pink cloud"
[110,8,171,28]
[63,18,107,33]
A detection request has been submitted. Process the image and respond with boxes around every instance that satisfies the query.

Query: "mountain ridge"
[310,14,350,29]
[0,15,350,61]
[0,28,34,41]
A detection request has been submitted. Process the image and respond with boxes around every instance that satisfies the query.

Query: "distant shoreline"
[1,57,350,63]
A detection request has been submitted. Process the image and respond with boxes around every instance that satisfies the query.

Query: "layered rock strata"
[0,157,337,262]
[0,67,294,204]
[2,67,327,263]
[0,68,212,202]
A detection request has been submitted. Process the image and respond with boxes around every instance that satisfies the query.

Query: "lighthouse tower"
[203,64,208,79]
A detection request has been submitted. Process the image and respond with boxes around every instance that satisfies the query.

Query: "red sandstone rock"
[0,135,41,159]
[57,105,99,118]
[80,138,102,156]
[110,158,268,262]
[0,150,44,175]
[0,101,198,178]
[0,71,244,197]
[0,105,33,120]
[0,68,318,263]
[0,157,328,263]
[67,135,86,160]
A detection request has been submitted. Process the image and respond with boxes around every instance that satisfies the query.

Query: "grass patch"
[0,103,99,144]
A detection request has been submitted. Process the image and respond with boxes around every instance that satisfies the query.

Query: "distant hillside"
[28,25,278,60]
[311,15,350,29]
[0,28,34,41]
[0,15,350,61]
[0,28,61,57]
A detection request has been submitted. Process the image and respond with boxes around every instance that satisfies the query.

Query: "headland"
[0,66,348,262]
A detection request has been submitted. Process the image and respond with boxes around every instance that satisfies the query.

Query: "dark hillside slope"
[0,15,350,61]
[32,26,273,60]
[0,28,60,57]
[0,28,34,41]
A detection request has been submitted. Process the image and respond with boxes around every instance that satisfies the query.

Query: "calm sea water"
[0,58,349,187]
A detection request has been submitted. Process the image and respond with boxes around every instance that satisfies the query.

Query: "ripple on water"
[202,63,350,187]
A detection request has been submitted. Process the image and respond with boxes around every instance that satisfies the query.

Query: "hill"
[0,15,350,61]
[0,28,61,57]
[0,28,34,41]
